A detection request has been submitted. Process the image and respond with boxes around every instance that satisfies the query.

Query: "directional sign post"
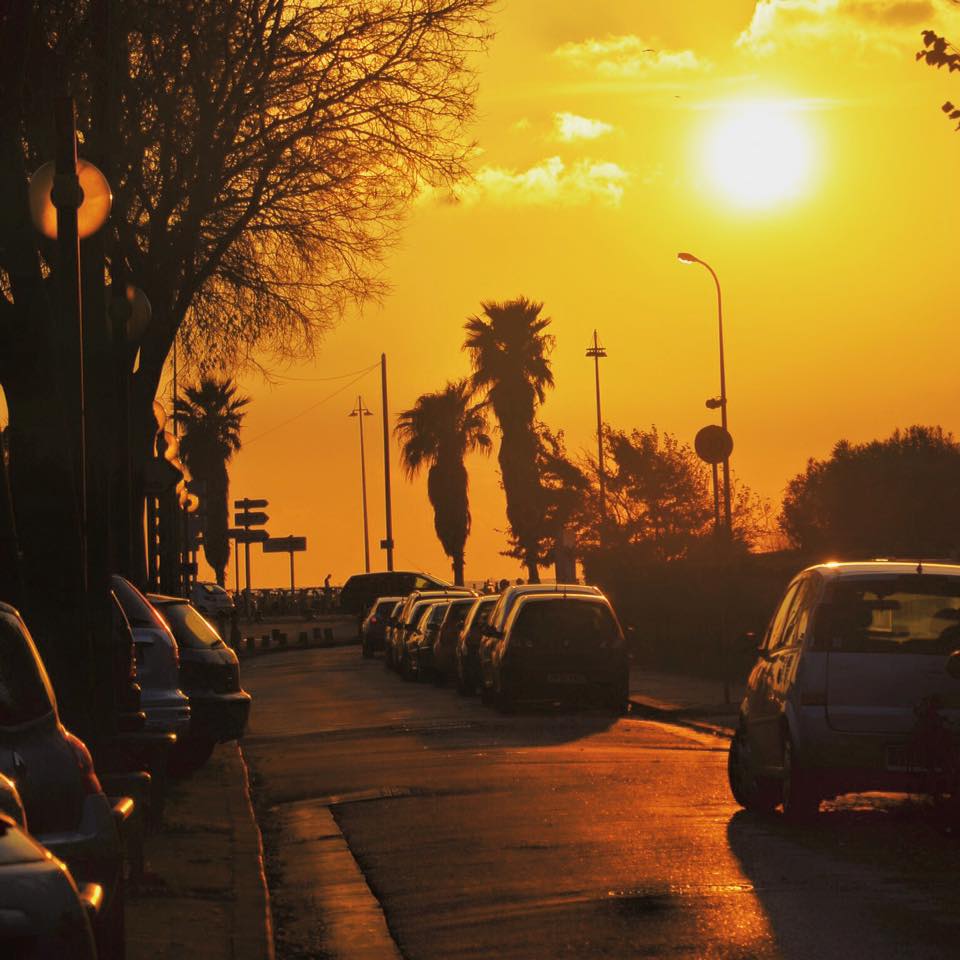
[232,499,269,615]
[263,535,307,592]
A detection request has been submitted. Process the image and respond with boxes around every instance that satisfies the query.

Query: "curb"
[231,745,276,960]
[628,698,735,740]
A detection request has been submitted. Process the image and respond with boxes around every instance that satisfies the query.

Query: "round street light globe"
[28,159,113,239]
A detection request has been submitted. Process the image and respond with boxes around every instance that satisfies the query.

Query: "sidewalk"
[126,743,274,960]
[629,667,743,736]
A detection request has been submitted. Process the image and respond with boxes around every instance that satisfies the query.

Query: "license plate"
[547,673,586,684]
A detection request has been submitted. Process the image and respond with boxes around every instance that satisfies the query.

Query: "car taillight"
[63,730,103,796]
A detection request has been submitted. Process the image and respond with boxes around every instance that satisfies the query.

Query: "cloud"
[736,0,944,54]
[553,112,614,142]
[434,157,629,208]
[554,35,707,77]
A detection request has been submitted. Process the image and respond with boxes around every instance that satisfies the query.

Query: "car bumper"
[188,691,251,743]
[142,693,191,737]
[41,793,122,893]
[500,664,627,704]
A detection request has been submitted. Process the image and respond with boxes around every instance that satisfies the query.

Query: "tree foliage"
[917,30,960,130]
[175,378,250,586]
[464,297,555,582]
[396,379,490,585]
[780,425,960,558]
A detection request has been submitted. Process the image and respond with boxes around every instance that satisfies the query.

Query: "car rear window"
[817,575,960,655]
[511,600,619,647]
[0,612,54,726]
[155,603,224,650]
[112,576,169,630]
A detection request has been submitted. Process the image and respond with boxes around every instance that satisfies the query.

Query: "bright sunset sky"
[190,0,960,588]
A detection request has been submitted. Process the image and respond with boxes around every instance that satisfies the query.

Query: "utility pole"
[349,397,373,572]
[380,354,395,571]
[585,330,608,531]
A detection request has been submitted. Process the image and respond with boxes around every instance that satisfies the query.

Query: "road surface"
[242,646,960,959]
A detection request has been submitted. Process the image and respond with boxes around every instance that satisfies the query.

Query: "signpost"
[233,498,269,614]
[263,536,307,592]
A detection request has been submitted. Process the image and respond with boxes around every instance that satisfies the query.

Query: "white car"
[730,560,960,819]
[190,582,235,618]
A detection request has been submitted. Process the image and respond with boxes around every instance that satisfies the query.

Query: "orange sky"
[176,0,960,588]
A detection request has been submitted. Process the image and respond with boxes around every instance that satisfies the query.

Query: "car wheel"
[169,737,216,778]
[98,864,126,960]
[493,672,515,714]
[361,637,373,659]
[401,652,414,681]
[727,727,778,813]
[455,661,470,696]
[781,736,821,821]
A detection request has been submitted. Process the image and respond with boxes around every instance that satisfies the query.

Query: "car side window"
[765,581,801,653]
[780,577,818,649]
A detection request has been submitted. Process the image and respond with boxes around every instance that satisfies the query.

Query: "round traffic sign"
[695,425,733,464]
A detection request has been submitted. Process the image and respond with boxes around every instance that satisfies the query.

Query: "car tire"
[361,637,373,659]
[401,652,414,681]
[728,727,779,813]
[781,736,821,821]
[494,672,515,714]
[169,737,216,778]
[98,864,126,960]
[455,663,470,696]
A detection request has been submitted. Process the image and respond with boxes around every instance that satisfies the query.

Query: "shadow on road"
[726,801,960,960]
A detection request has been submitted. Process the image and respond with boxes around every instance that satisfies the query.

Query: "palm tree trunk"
[453,555,465,586]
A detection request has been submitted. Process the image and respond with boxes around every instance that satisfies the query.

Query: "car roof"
[148,593,188,604]
[505,591,619,630]
[803,560,960,579]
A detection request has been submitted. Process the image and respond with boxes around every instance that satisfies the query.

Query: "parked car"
[190,581,234,619]
[360,596,404,658]
[148,595,252,772]
[478,584,603,687]
[381,600,405,666]
[413,601,450,681]
[389,588,475,669]
[339,571,452,620]
[397,600,446,680]
[729,560,960,820]
[112,575,191,739]
[455,595,500,695]
[0,602,129,958]
[432,597,478,682]
[480,591,629,713]
[0,813,103,960]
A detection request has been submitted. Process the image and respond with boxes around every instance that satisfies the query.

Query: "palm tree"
[464,297,555,583]
[396,380,491,585]
[175,378,250,586]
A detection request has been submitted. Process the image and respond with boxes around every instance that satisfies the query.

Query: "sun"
[702,101,815,209]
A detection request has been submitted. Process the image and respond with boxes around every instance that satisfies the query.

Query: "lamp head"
[705,397,723,410]
[677,251,699,265]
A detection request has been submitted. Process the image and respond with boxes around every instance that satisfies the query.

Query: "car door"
[746,579,802,767]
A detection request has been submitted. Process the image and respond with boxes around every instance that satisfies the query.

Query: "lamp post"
[678,252,732,536]
[349,396,374,572]
[585,330,608,532]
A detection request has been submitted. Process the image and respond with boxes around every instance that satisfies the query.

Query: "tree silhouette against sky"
[175,378,250,587]
[396,380,490,586]
[464,298,555,583]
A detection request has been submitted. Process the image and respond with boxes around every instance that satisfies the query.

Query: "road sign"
[694,425,734,465]
[228,529,270,544]
[235,511,269,527]
[262,536,307,554]
[234,498,268,510]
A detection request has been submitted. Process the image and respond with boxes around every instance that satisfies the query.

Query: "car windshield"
[155,602,224,650]
[0,612,54,726]
[817,575,960,655]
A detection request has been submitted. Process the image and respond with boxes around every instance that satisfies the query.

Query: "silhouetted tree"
[464,298,555,582]
[780,425,960,557]
[917,30,960,130]
[396,380,490,585]
[175,379,250,587]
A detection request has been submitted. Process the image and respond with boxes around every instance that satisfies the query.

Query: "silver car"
[729,560,960,819]
[112,576,190,738]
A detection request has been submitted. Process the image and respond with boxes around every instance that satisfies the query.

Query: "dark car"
[339,571,452,620]
[360,596,404,658]
[432,597,478,682]
[389,588,475,670]
[397,600,445,680]
[456,595,499,695]
[0,602,128,958]
[148,595,252,771]
[481,593,629,713]
[413,601,450,681]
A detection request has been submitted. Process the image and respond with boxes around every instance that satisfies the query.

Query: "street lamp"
[349,396,374,573]
[678,251,732,536]
[585,330,608,532]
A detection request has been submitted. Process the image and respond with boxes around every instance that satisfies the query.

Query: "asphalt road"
[242,646,960,960]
